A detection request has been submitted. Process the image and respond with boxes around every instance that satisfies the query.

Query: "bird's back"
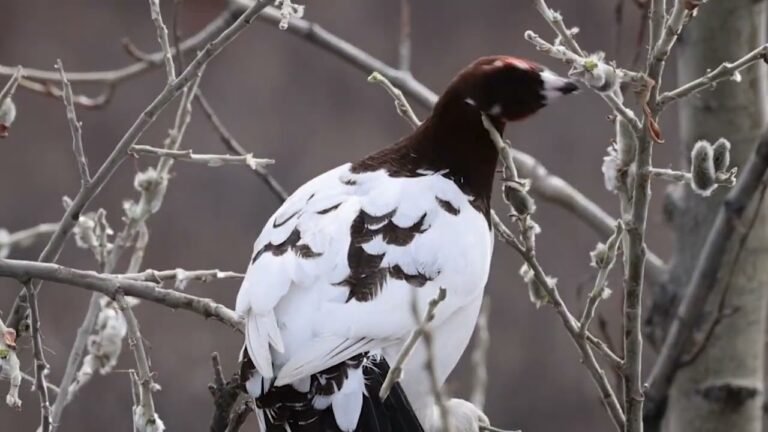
[236,162,492,431]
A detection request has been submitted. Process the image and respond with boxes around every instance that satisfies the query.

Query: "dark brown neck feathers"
[351,94,502,215]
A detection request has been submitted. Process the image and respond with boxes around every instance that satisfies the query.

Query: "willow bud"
[503,182,536,216]
[691,140,716,196]
[712,138,731,173]
[0,98,17,138]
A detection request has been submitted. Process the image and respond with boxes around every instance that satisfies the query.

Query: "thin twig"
[379,287,447,400]
[470,299,490,410]
[56,60,91,186]
[194,90,289,201]
[420,290,452,432]
[657,44,768,108]
[117,294,162,430]
[49,293,102,427]
[19,371,60,396]
[367,72,420,128]
[0,66,22,109]
[646,0,690,104]
[25,282,52,432]
[0,223,58,257]
[117,268,244,283]
[650,167,737,187]
[130,145,273,171]
[147,0,177,82]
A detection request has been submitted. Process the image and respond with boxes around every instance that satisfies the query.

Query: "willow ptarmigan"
[235,56,578,432]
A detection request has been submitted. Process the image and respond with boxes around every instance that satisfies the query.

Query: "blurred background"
[0,0,684,430]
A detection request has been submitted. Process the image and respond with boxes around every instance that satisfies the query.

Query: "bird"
[235,55,578,432]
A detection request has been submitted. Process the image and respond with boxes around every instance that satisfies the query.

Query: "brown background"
[0,1,683,430]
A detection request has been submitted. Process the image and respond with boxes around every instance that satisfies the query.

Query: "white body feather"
[236,163,493,430]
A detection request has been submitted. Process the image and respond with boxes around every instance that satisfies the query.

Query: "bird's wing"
[236,164,491,383]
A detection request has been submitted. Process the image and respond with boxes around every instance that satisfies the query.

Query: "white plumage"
[236,163,493,430]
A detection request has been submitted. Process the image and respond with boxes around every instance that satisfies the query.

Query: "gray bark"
[659,1,768,431]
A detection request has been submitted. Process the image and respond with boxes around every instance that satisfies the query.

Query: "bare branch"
[0,66,22,108]
[650,167,737,188]
[657,44,768,108]
[56,60,91,186]
[148,0,177,82]
[470,299,490,410]
[420,289,452,432]
[130,145,273,171]
[646,0,690,103]
[117,268,244,284]
[49,293,102,426]
[0,258,244,331]
[367,72,420,128]
[25,283,52,432]
[117,294,163,431]
[0,223,58,258]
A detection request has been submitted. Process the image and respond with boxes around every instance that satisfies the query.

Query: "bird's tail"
[240,350,424,432]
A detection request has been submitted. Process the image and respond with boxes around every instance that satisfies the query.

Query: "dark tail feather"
[243,352,424,432]
[356,356,425,432]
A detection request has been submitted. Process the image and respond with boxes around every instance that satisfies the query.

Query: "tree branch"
[129,145,273,171]
[25,282,51,432]
[657,43,768,108]
[56,60,91,186]
[147,0,177,83]
[0,258,244,331]
[379,287,447,400]
[117,294,163,431]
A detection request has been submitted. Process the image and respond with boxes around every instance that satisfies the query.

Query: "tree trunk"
[661,1,768,431]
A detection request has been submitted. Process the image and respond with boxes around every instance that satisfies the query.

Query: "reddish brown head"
[353,56,578,221]
[436,55,578,122]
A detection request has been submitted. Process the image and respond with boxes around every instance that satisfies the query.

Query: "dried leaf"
[644,104,665,143]
[684,0,704,12]
[3,328,16,349]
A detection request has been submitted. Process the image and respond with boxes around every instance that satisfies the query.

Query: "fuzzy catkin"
[691,140,717,196]
[712,138,731,173]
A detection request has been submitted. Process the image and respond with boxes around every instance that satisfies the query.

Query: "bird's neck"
[410,99,503,199]
[350,97,502,217]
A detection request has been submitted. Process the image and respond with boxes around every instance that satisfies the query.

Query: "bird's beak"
[540,69,580,102]
[558,80,580,95]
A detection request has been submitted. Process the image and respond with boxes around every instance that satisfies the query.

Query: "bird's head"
[437,55,578,122]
